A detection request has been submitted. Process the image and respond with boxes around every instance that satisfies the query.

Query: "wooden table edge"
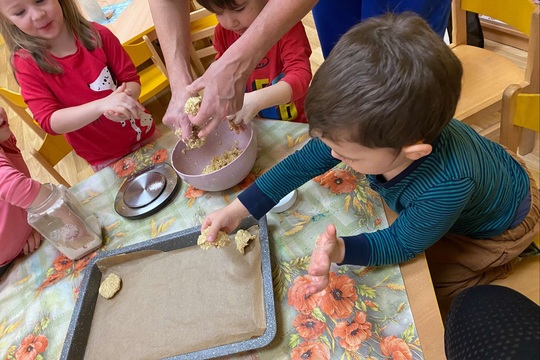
[383,202,446,360]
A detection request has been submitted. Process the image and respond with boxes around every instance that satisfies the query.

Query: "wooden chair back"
[500,87,540,154]
[189,8,218,77]
[123,35,169,103]
[0,87,73,186]
[0,87,46,139]
[450,0,538,135]
[499,8,539,155]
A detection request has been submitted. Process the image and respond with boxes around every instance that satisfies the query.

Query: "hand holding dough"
[198,228,231,250]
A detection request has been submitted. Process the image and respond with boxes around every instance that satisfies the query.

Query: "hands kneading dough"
[177,95,206,150]
[184,95,202,115]
[198,228,256,254]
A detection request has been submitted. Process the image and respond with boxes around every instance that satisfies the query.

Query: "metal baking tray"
[60,216,276,359]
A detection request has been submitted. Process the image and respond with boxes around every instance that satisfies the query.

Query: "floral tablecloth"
[0,120,424,360]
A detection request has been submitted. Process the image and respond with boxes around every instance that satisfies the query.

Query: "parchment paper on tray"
[84,226,265,360]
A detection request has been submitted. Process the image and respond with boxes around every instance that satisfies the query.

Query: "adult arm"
[187,0,317,137]
[148,0,196,139]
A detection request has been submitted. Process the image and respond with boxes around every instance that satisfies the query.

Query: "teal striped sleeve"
[238,138,340,218]
[342,178,476,266]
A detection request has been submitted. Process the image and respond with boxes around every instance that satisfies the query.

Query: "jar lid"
[114,163,180,219]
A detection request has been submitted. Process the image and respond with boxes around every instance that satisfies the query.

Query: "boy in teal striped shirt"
[202,13,539,307]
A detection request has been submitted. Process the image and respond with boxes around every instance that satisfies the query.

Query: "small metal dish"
[114,163,180,219]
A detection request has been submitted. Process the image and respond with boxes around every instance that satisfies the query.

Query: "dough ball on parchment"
[99,273,122,299]
[234,229,256,255]
[198,228,231,250]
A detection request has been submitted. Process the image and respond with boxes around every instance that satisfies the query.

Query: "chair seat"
[138,66,170,103]
[452,45,525,120]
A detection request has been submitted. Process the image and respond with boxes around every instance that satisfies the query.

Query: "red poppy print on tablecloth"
[185,185,205,199]
[238,172,256,190]
[14,334,48,360]
[37,252,97,296]
[319,272,358,319]
[291,341,330,360]
[333,312,372,352]
[313,169,358,194]
[74,252,97,272]
[112,157,136,177]
[380,335,413,360]
[288,275,323,315]
[52,255,72,272]
[37,271,65,294]
[151,149,168,164]
[293,313,326,340]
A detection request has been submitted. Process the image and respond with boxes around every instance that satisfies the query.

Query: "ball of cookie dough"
[234,229,256,254]
[184,96,202,115]
[198,228,231,250]
[99,273,122,299]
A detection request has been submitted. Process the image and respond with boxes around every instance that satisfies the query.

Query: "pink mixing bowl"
[172,121,257,191]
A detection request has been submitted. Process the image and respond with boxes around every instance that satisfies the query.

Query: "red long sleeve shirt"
[214,21,312,123]
[14,23,155,167]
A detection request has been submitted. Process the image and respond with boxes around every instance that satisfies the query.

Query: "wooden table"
[0,121,445,359]
[386,204,446,360]
[82,0,156,44]
[401,255,446,359]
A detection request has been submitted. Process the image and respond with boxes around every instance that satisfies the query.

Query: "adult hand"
[162,88,193,141]
[200,199,250,242]
[304,224,345,297]
[186,57,248,138]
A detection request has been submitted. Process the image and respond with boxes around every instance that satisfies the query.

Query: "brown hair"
[306,12,463,149]
[0,0,101,74]
[196,0,243,13]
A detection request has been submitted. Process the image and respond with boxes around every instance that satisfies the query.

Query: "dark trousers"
[445,285,540,360]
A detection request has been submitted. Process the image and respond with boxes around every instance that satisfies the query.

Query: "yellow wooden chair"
[500,88,539,155]
[189,8,218,77]
[498,7,539,155]
[0,87,73,187]
[123,35,169,103]
[450,0,539,135]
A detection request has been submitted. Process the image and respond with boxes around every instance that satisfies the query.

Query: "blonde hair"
[0,0,102,74]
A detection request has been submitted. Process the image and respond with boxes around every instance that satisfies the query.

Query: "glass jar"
[77,0,107,23]
[27,184,102,260]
